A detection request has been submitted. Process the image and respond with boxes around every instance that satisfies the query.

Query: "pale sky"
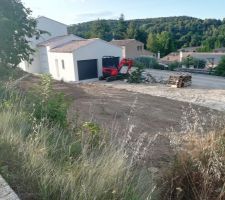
[22,0,225,25]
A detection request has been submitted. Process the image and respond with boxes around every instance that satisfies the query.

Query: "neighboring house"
[110,39,153,59]
[160,51,225,68]
[178,46,201,52]
[18,16,122,82]
[214,47,225,53]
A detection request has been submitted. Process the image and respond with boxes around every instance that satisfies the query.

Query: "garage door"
[102,57,120,68]
[77,59,98,81]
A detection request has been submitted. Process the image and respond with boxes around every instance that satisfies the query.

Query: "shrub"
[28,74,70,128]
[182,56,206,69]
[215,56,225,76]
[0,63,25,82]
[168,61,180,71]
[128,61,144,83]
[135,56,160,69]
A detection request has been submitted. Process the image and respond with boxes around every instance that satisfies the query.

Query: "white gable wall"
[48,52,76,82]
[19,17,68,74]
[74,40,123,81]
[32,17,68,45]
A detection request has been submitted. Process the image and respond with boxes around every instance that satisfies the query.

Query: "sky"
[22,0,225,25]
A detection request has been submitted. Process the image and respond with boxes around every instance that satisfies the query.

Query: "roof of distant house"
[50,39,99,53]
[160,52,225,65]
[214,47,225,52]
[110,39,143,46]
[178,46,201,52]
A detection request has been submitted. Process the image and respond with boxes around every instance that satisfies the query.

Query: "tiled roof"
[110,39,142,46]
[50,39,98,53]
[37,34,83,46]
[178,46,201,52]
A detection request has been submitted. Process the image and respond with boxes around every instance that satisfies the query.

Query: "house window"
[62,60,65,69]
[137,46,143,51]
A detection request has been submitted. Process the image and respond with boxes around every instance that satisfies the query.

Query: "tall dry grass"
[0,83,156,200]
[160,106,225,200]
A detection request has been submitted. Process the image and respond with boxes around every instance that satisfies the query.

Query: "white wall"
[18,48,41,73]
[19,17,68,73]
[48,52,76,82]
[31,17,68,45]
[74,40,122,81]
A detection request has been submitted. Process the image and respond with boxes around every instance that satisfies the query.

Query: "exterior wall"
[192,53,225,68]
[124,41,145,59]
[39,46,50,73]
[18,48,41,73]
[31,17,68,45]
[74,40,122,81]
[48,52,76,82]
[19,17,68,73]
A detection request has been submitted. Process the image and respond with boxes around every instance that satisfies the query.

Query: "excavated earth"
[19,75,225,168]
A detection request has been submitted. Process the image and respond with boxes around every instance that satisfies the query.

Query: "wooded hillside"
[68,16,225,56]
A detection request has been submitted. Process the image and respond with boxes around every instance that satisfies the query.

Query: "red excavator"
[99,56,133,82]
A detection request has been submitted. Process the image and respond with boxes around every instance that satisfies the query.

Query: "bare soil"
[19,75,224,168]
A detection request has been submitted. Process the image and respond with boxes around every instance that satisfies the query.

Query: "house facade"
[110,39,153,59]
[160,51,225,68]
[18,17,122,82]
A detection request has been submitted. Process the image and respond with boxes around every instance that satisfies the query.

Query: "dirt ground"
[19,75,224,168]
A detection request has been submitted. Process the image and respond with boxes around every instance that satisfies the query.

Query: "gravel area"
[0,176,19,200]
[96,69,225,112]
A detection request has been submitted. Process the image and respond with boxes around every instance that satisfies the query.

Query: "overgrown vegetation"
[181,56,206,69]
[128,61,145,83]
[135,57,160,69]
[215,56,225,76]
[0,66,157,200]
[0,64,26,81]
[168,61,180,71]
[161,129,225,200]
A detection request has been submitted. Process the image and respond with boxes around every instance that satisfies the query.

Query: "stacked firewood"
[168,73,192,88]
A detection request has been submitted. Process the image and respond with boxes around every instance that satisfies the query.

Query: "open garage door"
[102,56,120,68]
[77,59,98,81]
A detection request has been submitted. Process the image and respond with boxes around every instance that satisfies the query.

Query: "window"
[61,60,65,69]
[137,46,143,51]
[55,59,60,78]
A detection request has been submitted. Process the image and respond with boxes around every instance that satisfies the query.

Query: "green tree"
[126,21,137,39]
[0,0,40,67]
[114,14,127,39]
[157,31,175,56]
[215,56,225,76]
[90,19,112,41]
[147,32,175,56]
[147,33,159,53]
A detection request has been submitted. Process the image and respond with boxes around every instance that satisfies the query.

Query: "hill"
[68,16,225,55]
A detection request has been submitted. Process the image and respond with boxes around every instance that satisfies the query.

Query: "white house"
[19,16,122,82]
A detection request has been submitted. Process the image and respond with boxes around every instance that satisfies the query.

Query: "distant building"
[161,51,225,68]
[178,46,201,53]
[214,47,225,53]
[110,39,153,59]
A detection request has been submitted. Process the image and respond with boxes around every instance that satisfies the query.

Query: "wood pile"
[168,73,192,88]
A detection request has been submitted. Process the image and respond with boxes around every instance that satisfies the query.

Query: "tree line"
[68,15,225,57]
